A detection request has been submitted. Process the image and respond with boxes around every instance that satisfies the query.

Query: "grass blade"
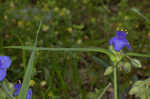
[126,52,150,58]
[97,83,111,99]
[92,56,109,68]
[5,46,113,58]
[18,21,42,99]
[131,8,150,22]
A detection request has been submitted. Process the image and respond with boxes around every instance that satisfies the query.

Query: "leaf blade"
[18,21,42,99]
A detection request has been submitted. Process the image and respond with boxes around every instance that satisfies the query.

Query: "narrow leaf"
[131,59,142,68]
[126,52,150,58]
[18,21,42,99]
[5,46,113,60]
[131,8,150,22]
[97,83,111,99]
[104,66,113,76]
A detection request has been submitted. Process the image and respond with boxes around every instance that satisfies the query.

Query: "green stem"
[113,65,118,99]
[98,83,111,99]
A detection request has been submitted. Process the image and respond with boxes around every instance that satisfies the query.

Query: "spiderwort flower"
[0,56,11,69]
[109,30,131,52]
[0,56,11,81]
[13,82,32,99]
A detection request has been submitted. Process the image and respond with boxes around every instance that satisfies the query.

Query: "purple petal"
[0,69,6,81]
[0,56,11,69]
[109,37,117,45]
[13,83,21,96]
[116,31,127,38]
[109,36,131,52]
[13,83,32,99]
[13,89,20,96]
[14,83,22,90]
[26,89,32,99]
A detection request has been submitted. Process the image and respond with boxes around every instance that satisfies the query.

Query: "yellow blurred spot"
[40,80,47,87]
[83,0,89,4]
[17,21,23,27]
[125,16,128,20]
[148,32,150,37]
[54,7,59,12]
[43,4,49,12]
[136,24,139,28]
[118,23,122,26]
[59,9,65,16]
[4,15,8,20]
[42,24,49,32]
[10,2,14,8]
[18,80,21,84]
[104,5,107,9]
[8,82,14,89]
[77,39,82,44]
[48,91,53,97]
[124,29,128,34]
[34,16,40,21]
[29,80,35,86]
[91,17,96,23]
[129,81,132,84]
[67,27,72,33]
[116,27,120,31]
[11,18,16,23]
[55,31,59,35]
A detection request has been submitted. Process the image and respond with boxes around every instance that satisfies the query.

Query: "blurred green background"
[0,0,150,99]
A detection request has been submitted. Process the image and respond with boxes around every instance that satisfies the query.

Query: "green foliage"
[104,66,113,76]
[0,0,150,98]
[123,62,131,72]
[88,83,111,99]
[129,78,150,99]
[130,58,142,68]
[18,22,41,99]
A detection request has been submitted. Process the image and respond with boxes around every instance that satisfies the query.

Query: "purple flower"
[0,56,11,69]
[0,56,11,81]
[13,83,32,99]
[109,31,131,52]
[26,89,32,99]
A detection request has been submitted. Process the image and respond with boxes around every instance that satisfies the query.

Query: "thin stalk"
[113,65,118,99]
[97,83,111,99]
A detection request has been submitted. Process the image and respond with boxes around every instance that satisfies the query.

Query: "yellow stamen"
[124,29,128,34]
[18,80,21,84]
[121,29,124,31]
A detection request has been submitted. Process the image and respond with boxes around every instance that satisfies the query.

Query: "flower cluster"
[0,56,33,98]
[0,56,11,81]
[13,81,32,99]
[109,30,131,52]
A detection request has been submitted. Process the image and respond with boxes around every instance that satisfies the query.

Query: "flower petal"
[13,83,32,99]
[0,56,11,69]
[14,83,22,90]
[13,89,20,96]
[26,89,32,99]
[116,31,127,38]
[109,31,131,52]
